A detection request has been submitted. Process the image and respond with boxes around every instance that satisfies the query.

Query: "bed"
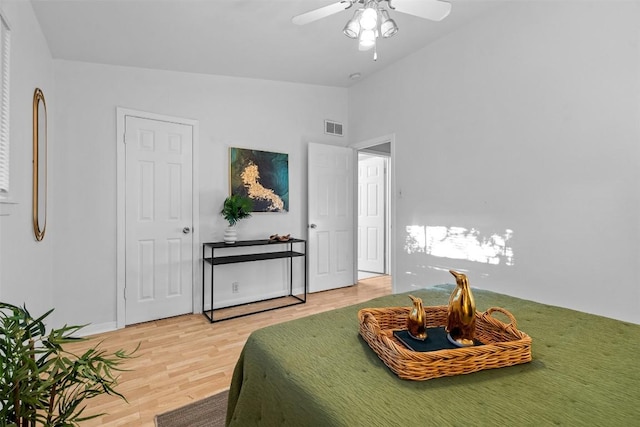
[226,285,640,426]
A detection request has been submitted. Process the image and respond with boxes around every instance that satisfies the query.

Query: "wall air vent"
[324,120,343,137]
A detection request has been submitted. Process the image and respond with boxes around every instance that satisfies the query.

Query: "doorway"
[116,108,200,328]
[357,145,390,280]
[352,136,394,285]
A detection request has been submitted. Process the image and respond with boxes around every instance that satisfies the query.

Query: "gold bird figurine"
[446,270,476,347]
[407,295,427,341]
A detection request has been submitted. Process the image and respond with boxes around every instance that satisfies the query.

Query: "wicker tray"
[358,305,532,381]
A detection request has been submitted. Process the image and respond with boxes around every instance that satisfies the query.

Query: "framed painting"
[230,147,289,212]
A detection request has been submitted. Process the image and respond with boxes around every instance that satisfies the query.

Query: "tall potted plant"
[220,194,253,244]
[0,302,136,427]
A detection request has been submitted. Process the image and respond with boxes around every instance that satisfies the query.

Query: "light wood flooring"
[64,275,392,426]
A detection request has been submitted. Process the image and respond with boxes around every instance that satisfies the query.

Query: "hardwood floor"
[65,275,392,426]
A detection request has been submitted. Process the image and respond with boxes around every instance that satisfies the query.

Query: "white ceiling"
[31,0,502,88]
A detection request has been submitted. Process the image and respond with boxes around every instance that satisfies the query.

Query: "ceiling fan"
[292,0,452,60]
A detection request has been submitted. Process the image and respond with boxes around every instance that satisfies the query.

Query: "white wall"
[52,60,347,329]
[0,1,54,318]
[7,0,638,329]
[349,1,640,324]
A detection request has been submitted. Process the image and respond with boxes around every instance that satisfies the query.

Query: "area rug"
[155,389,228,427]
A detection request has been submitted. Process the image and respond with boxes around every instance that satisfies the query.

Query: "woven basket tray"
[358,305,532,381]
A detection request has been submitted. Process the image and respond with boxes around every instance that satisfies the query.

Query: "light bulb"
[360,6,378,31]
[358,29,376,51]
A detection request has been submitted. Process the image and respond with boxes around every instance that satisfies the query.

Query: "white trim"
[116,107,200,329]
[76,321,118,338]
[350,134,396,292]
[0,11,10,196]
[203,288,304,311]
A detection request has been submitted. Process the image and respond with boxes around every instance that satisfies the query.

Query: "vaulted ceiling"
[31,0,501,87]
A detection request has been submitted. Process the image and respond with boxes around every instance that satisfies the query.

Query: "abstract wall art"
[230,147,289,212]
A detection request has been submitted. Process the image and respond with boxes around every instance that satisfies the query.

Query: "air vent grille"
[324,120,343,137]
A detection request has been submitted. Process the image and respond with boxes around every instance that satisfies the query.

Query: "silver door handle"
[309,224,317,229]
[182,227,191,234]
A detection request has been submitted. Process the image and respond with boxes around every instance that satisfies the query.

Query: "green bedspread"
[226,286,640,426]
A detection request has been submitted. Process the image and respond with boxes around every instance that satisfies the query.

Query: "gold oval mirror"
[33,88,47,241]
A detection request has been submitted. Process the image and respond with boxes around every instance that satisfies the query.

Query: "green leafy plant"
[220,195,253,226]
[0,302,137,427]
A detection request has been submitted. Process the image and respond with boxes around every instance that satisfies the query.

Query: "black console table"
[202,239,307,323]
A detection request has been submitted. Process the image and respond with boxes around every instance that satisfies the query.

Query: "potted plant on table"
[0,302,137,427]
[220,194,253,244]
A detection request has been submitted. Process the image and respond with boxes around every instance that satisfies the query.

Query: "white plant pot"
[224,226,237,244]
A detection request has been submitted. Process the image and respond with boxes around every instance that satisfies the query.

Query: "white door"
[307,143,354,293]
[125,116,193,325]
[358,154,386,273]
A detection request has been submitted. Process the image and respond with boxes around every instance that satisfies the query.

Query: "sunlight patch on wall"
[405,225,514,266]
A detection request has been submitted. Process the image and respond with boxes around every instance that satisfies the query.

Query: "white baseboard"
[77,321,118,337]
[204,288,305,311]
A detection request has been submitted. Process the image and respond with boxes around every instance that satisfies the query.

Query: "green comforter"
[226,286,640,426]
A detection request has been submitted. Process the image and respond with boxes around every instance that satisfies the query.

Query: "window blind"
[0,13,10,195]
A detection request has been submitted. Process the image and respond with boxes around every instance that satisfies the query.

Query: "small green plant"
[221,195,253,226]
[0,302,137,427]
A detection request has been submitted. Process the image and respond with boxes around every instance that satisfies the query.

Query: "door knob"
[182,227,191,234]
[309,224,317,229]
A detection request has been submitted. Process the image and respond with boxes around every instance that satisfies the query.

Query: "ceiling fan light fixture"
[358,41,375,52]
[360,2,378,31]
[358,29,376,51]
[343,9,362,39]
[292,0,454,61]
[380,9,398,38]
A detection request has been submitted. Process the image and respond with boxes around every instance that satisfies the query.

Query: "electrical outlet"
[232,282,239,293]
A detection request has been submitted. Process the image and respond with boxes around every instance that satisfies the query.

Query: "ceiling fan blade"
[292,1,354,26]
[389,0,452,21]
